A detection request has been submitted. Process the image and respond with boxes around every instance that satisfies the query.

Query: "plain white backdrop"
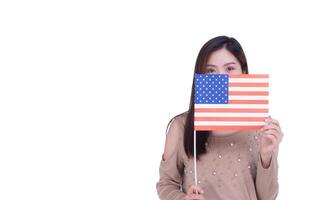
[1,0,324,199]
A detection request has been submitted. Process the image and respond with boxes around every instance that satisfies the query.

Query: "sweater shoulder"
[163,111,188,161]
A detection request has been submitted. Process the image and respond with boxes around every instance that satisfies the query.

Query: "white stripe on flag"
[194,112,268,117]
[229,78,269,83]
[229,87,269,91]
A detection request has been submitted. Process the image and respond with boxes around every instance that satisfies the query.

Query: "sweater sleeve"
[255,152,279,200]
[156,116,186,200]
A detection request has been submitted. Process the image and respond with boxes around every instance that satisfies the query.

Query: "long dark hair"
[165,36,249,159]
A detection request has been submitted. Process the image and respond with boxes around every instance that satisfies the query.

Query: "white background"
[1,0,324,199]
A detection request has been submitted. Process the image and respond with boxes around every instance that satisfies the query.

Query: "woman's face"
[203,47,242,75]
[203,47,243,136]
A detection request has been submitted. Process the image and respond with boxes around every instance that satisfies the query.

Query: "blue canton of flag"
[194,74,229,104]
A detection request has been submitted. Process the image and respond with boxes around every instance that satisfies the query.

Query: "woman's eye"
[226,66,235,71]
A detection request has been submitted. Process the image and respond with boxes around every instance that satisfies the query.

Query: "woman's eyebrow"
[206,62,237,67]
[222,62,236,66]
[206,64,217,67]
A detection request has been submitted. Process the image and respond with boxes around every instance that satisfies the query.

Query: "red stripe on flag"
[194,126,263,130]
[228,91,269,96]
[228,100,268,104]
[229,82,269,87]
[229,74,269,78]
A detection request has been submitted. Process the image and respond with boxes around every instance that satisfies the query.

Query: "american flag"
[194,73,269,131]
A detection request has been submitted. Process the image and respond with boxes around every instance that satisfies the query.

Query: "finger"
[264,132,282,147]
[188,185,196,194]
[261,129,280,142]
[264,126,283,142]
[189,194,205,200]
[193,186,203,194]
[261,124,280,133]
[264,119,281,130]
[266,117,280,128]
[188,185,204,195]
[262,126,280,137]
[261,131,279,147]
[261,123,283,139]
[266,117,279,126]
[264,134,277,146]
[263,130,280,142]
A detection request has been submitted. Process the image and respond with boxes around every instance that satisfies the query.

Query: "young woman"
[156,36,283,200]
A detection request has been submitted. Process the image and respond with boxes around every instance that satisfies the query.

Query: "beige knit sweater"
[156,112,279,200]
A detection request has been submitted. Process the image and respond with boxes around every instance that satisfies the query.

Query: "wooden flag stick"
[194,130,198,186]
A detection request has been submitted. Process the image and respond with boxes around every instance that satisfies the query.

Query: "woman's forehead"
[206,48,239,66]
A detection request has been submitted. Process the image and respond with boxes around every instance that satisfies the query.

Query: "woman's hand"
[258,116,284,168]
[185,185,205,200]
